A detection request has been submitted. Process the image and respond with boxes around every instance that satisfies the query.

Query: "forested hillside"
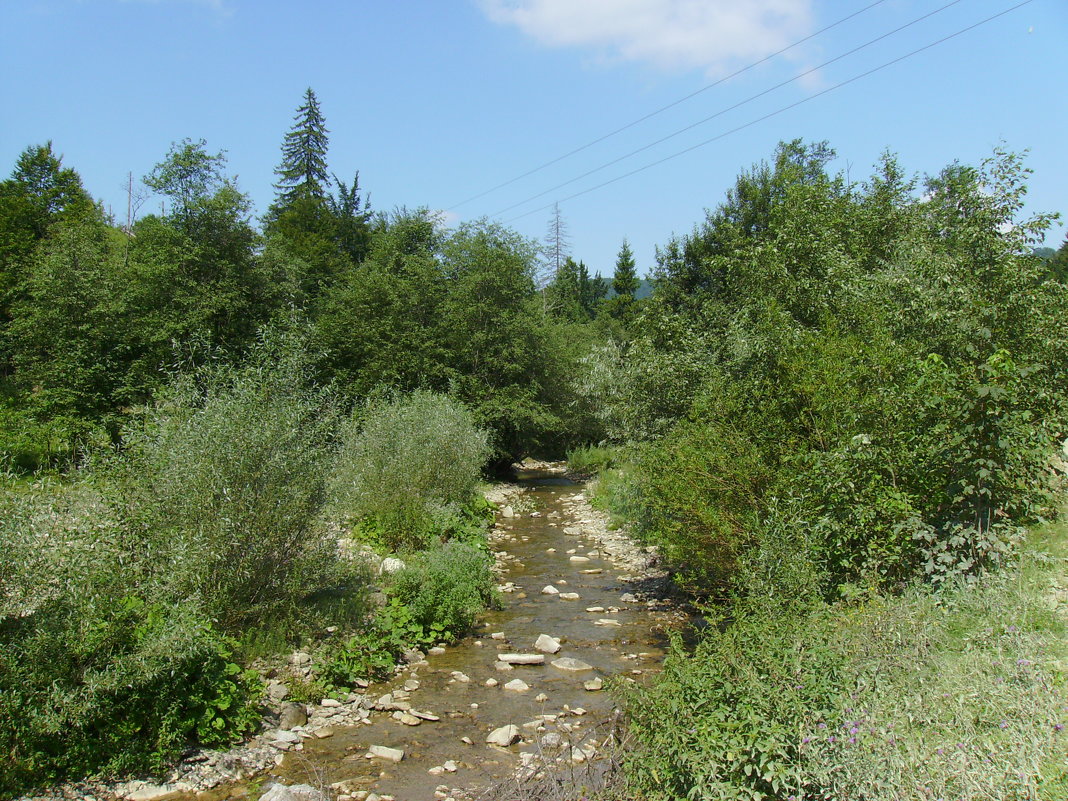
[1,89,1066,799]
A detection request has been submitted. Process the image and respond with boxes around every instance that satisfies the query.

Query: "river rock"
[486,724,520,746]
[569,556,590,564]
[404,679,420,691]
[490,631,506,640]
[260,784,328,801]
[498,653,545,665]
[551,657,594,672]
[412,709,440,721]
[485,678,499,687]
[320,698,342,708]
[278,702,308,730]
[584,677,604,691]
[369,745,405,762]
[585,606,605,612]
[534,634,561,653]
[267,681,290,702]
[122,782,177,801]
[392,711,422,726]
[504,679,530,692]
[558,592,581,600]
[541,585,559,595]
[501,505,516,518]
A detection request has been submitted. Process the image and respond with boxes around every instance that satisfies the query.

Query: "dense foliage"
[3,84,1065,799]
[579,142,1068,799]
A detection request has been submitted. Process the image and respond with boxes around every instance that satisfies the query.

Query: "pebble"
[368,745,405,762]
[569,556,591,564]
[486,724,520,747]
[584,677,604,691]
[585,606,605,613]
[535,692,549,702]
[541,585,559,595]
[504,679,530,692]
[498,653,545,665]
[485,678,499,687]
[558,592,581,601]
[428,647,447,656]
[551,657,594,672]
[490,632,506,640]
[534,634,561,653]
[403,679,420,691]
[450,671,471,682]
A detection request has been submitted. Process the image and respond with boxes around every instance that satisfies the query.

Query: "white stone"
[486,724,521,747]
[585,606,605,613]
[369,745,405,762]
[490,631,506,640]
[534,634,561,654]
[584,677,604,691]
[443,760,458,772]
[498,653,545,665]
[504,679,530,692]
[541,585,559,595]
[551,657,594,672]
[558,592,581,601]
[569,556,590,564]
[535,692,549,702]
[596,619,621,626]
[485,678,499,687]
[320,698,342,708]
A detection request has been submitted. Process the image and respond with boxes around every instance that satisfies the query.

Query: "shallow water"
[202,472,682,800]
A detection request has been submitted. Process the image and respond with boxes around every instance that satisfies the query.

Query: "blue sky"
[2,0,1065,278]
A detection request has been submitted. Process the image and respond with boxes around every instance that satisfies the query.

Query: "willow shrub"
[110,337,357,632]
[331,390,490,551]
[0,482,262,796]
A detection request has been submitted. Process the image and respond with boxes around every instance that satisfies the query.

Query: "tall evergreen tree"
[542,203,571,288]
[273,88,330,208]
[613,238,639,299]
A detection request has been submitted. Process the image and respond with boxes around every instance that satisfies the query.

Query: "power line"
[490,0,964,219]
[449,0,892,210]
[503,0,1035,225]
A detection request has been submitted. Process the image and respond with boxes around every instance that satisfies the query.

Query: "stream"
[174,469,686,801]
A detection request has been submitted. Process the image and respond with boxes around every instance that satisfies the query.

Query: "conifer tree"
[273,88,330,208]
[613,238,639,299]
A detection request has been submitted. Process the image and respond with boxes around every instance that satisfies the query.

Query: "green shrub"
[331,390,490,551]
[0,485,262,796]
[112,335,357,630]
[619,520,1068,801]
[565,442,621,475]
[388,541,499,639]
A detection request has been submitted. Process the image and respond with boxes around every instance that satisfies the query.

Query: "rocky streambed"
[32,468,687,801]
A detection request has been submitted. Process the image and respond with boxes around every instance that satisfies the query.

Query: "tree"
[273,87,330,207]
[265,89,371,302]
[0,143,96,372]
[542,203,571,288]
[612,238,639,299]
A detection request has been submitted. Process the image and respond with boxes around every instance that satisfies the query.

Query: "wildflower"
[848,736,856,745]
[999,721,1009,729]
[1055,723,1064,732]
[802,737,811,745]
[828,736,836,743]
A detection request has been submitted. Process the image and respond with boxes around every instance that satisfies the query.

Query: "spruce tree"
[613,238,639,299]
[273,88,330,208]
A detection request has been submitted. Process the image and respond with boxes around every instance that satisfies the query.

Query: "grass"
[613,510,1068,801]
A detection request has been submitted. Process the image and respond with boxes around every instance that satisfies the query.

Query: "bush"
[112,334,355,630]
[388,541,499,639]
[332,390,490,551]
[0,484,262,796]
[619,520,1068,801]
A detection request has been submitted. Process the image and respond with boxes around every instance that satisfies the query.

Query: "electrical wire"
[502,0,1034,224]
[489,0,965,219]
[449,0,892,209]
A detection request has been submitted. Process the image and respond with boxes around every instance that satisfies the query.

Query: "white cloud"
[479,0,814,77]
[432,209,462,230]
